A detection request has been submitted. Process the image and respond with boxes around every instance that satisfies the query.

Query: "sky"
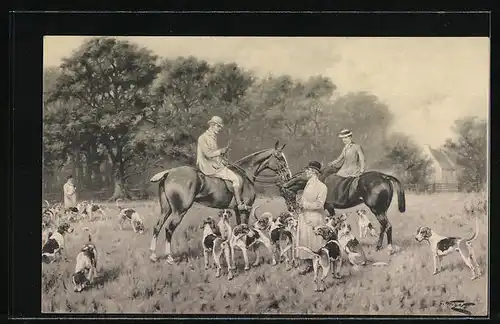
[44,36,490,148]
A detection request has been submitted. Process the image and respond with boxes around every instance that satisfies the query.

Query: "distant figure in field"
[63,175,78,212]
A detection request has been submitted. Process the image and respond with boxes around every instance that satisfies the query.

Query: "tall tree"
[47,37,161,199]
[152,57,254,162]
[378,132,434,185]
[444,116,487,192]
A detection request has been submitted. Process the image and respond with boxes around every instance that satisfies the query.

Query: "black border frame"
[8,9,497,321]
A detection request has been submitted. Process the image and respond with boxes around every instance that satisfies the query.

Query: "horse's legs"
[371,210,387,251]
[372,211,393,252]
[149,208,171,262]
[234,208,242,225]
[163,210,188,264]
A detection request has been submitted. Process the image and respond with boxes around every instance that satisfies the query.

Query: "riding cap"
[208,116,224,127]
[338,129,353,138]
[306,161,322,173]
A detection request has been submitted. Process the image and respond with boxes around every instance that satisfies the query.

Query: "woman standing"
[295,161,328,275]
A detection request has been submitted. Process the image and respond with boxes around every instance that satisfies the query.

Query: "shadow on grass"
[94,266,121,286]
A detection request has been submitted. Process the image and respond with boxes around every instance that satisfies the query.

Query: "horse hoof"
[244,266,250,271]
[228,273,234,280]
[149,255,158,263]
[271,260,277,266]
[375,246,382,251]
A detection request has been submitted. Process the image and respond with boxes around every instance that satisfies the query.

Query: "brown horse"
[148,141,292,263]
[278,169,406,253]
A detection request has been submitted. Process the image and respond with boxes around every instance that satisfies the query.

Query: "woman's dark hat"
[306,161,322,173]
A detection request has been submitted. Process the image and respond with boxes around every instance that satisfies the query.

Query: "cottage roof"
[427,146,456,170]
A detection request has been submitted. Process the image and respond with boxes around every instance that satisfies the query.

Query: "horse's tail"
[150,169,171,183]
[383,174,406,213]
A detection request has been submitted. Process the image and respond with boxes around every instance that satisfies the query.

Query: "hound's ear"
[218,210,224,217]
[274,140,280,150]
[200,222,205,229]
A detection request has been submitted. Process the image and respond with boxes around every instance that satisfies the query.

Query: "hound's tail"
[250,204,261,221]
[88,234,92,243]
[295,246,320,259]
[465,217,480,243]
[383,174,406,213]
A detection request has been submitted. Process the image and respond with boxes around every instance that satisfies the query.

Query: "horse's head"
[258,140,292,181]
[276,169,310,212]
[237,140,292,183]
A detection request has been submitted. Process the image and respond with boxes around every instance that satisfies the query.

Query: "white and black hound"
[229,205,277,271]
[78,200,107,221]
[336,221,368,270]
[356,209,378,238]
[201,215,233,280]
[42,222,74,264]
[415,217,481,280]
[116,199,145,234]
[272,211,298,267]
[296,225,343,292]
[72,234,98,292]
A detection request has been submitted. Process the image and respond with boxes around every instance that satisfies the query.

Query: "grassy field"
[41,192,488,315]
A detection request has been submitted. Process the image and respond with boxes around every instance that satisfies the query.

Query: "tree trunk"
[108,154,133,201]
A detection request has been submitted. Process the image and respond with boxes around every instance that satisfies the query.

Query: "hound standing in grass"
[296,225,343,292]
[415,217,481,280]
[201,215,232,279]
[229,205,277,271]
[116,199,145,234]
[78,200,107,221]
[72,234,98,292]
[356,209,377,239]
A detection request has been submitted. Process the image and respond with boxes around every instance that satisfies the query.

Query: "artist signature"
[440,300,476,315]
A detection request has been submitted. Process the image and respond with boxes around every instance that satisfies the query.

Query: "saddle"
[196,164,250,194]
[321,168,362,206]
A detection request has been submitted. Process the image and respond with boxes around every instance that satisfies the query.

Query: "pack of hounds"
[42,198,482,294]
[41,199,145,292]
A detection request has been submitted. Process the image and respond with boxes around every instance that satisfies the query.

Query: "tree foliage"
[380,132,434,185]
[44,36,403,198]
[444,116,487,192]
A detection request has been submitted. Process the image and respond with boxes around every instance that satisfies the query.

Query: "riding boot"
[234,186,249,211]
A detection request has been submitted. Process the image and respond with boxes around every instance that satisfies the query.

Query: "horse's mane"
[232,149,270,165]
[226,164,255,185]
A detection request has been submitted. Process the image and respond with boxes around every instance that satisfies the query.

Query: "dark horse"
[278,168,406,253]
[148,141,292,263]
